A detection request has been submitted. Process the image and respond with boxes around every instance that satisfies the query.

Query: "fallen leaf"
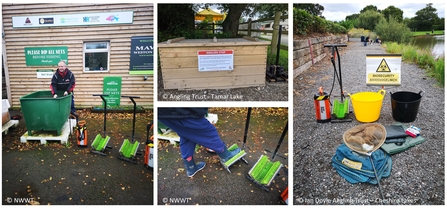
[29,201,40,205]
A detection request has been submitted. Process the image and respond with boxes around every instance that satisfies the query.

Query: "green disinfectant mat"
[248,155,282,185]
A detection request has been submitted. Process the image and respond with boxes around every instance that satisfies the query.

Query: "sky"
[319,3,445,22]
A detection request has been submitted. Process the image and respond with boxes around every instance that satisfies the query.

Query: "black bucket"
[390,91,423,122]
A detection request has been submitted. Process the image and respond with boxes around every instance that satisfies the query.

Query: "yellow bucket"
[349,89,386,122]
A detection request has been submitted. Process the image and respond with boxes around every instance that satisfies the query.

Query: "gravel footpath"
[157,67,288,102]
[293,38,444,205]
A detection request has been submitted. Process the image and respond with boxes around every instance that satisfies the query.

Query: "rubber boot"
[182,156,206,178]
[217,146,241,164]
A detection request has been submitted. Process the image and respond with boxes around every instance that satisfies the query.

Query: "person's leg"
[159,117,241,165]
[71,94,76,114]
[180,138,206,177]
[159,117,225,152]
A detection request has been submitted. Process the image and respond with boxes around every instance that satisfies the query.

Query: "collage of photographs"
[1,1,445,206]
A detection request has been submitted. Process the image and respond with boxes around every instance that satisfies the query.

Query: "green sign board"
[103,76,122,107]
[25,46,68,66]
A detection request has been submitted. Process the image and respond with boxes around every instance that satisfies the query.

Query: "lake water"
[411,35,445,58]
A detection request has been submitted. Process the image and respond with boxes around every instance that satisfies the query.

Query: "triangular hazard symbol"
[376,59,391,72]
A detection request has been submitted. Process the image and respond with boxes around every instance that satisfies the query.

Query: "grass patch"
[383,42,445,86]
[411,30,444,36]
[267,46,288,71]
[348,28,375,38]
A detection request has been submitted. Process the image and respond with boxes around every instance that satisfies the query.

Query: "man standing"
[50,60,76,116]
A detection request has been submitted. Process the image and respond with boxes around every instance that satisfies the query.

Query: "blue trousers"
[71,94,75,113]
[159,117,225,159]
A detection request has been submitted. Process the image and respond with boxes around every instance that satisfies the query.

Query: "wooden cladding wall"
[158,38,269,90]
[2,3,154,108]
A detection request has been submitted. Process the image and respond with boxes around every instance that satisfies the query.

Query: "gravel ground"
[156,67,288,102]
[293,38,444,205]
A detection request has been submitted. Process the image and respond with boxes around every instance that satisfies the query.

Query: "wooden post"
[270,11,282,57]
[247,18,252,37]
[2,25,12,107]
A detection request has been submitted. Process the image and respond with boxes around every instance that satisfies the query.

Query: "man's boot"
[217,146,241,163]
[182,156,206,177]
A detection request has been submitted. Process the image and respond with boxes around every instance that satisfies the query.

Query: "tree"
[253,4,288,56]
[360,5,379,13]
[375,16,412,44]
[158,4,195,42]
[254,4,288,19]
[413,3,440,31]
[293,3,324,17]
[345,13,359,21]
[382,6,403,23]
[357,10,385,31]
[219,4,252,37]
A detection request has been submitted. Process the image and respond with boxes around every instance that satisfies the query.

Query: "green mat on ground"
[380,124,426,155]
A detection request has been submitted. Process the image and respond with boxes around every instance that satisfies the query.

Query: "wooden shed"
[158,37,270,90]
[2,3,154,109]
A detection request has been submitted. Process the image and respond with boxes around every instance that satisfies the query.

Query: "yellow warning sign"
[366,54,401,86]
[376,59,391,72]
[367,73,400,85]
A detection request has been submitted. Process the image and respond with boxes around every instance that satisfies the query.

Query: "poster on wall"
[12,11,133,28]
[103,76,122,107]
[129,36,154,75]
[25,46,68,66]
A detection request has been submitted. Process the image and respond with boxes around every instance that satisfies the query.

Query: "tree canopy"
[357,10,385,31]
[293,3,324,17]
[382,6,403,23]
[413,3,440,31]
[360,5,380,14]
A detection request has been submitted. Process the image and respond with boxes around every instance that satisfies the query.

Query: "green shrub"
[375,16,412,44]
[293,8,313,36]
[433,56,445,86]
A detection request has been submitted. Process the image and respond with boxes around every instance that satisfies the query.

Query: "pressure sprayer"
[76,120,88,147]
[144,121,154,169]
[314,87,331,123]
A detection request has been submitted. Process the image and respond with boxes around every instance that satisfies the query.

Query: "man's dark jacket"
[50,68,75,95]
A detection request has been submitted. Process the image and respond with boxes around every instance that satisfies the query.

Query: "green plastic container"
[19,90,71,136]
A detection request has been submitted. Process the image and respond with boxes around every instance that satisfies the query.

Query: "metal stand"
[266,25,287,82]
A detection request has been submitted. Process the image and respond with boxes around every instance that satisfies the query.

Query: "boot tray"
[221,144,248,173]
[119,139,140,158]
[92,134,110,152]
[248,155,282,186]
